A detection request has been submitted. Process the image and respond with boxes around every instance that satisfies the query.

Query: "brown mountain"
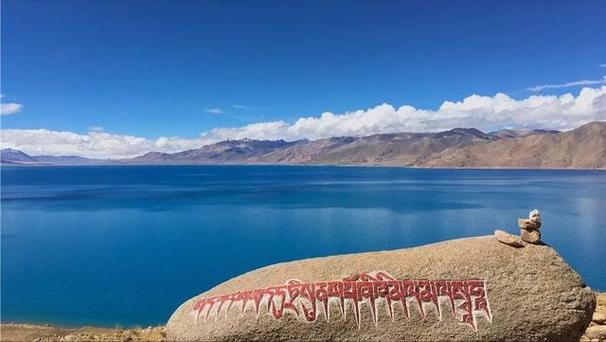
[490,128,560,139]
[127,122,604,168]
[421,121,606,168]
[126,128,499,166]
[258,128,497,165]
[127,139,302,164]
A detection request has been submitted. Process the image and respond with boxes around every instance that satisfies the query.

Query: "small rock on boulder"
[494,229,524,247]
[518,218,541,230]
[520,229,541,244]
[518,209,542,231]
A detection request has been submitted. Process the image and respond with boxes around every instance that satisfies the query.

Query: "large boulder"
[167,236,595,341]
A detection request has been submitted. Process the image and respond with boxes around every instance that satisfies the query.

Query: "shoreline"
[2,162,605,171]
[0,324,165,342]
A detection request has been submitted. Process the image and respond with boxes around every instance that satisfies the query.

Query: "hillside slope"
[128,128,499,166]
[421,122,606,168]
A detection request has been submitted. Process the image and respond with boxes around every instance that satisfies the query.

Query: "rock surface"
[1,291,602,341]
[596,293,606,323]
[582,293,606,341]
[167,236,595,341]
[582,325,606,341]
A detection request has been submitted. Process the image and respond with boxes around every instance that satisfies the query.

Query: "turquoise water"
[1,165,605,327]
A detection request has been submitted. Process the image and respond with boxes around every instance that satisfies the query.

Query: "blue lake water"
[1,165,605,327]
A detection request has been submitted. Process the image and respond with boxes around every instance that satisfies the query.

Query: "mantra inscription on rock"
[191,271,493,331]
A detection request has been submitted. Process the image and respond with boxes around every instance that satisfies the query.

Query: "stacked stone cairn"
[494,209,542,247]
[518,209,542,244]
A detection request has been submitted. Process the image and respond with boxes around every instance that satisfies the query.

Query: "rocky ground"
[582,292,606,342]
[1,292,604,341]
[0,325,165,342]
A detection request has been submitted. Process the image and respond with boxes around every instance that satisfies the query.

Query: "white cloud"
[203,86,606,141]
[0,129,212,159]
[1,86,605,158]
[232,104,267,110]
[205,107,224,114]
[1,102,23,115]
[527,76,606,92]
[600,64,606,68]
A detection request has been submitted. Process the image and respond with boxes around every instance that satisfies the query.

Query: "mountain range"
[2,121,605,168]
[0,149,107,166]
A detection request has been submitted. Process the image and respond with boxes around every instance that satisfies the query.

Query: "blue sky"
[1,1,605,157]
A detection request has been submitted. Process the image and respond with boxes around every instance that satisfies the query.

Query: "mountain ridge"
[421,121,606,168]
[0,149,107,165]
[2,121,605,168]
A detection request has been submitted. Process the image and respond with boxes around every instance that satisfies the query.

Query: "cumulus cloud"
[0,129,212,159]
[1,86,605,158]
[205,107,224,114]
[527,76,606,92]
[203,86,606,141]
[1,102,23,115]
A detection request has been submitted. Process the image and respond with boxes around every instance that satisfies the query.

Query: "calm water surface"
[1,165,605,327]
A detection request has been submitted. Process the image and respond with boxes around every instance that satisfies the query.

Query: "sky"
[1,0,605,158]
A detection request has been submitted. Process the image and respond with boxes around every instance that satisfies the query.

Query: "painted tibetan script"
[191,271,492,331]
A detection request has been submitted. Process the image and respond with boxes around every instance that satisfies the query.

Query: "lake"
[1,165,605,327]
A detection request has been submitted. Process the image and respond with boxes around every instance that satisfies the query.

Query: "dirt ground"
[1,293,604,341]
[0,324,165,342]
